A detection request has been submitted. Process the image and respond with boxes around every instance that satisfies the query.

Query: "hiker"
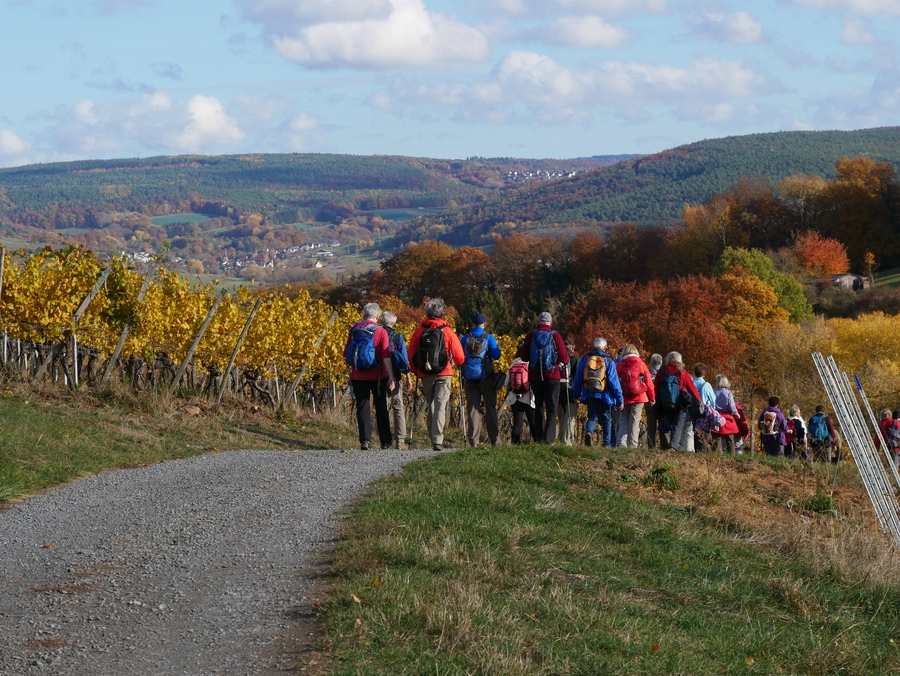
[557,339,580,446]
[645,353,663,449]
[516,312,569,443]
[615,344,655,448]
[408,298,465,452]
[785,404,808,460]
[459,312,502,448]
[807,404,837,462]
[692,363,716,452]
[381,311,413,449]
[502,358,539,444]
[875,408,900,470]
[344,302,396,450]
[758,396,789,457]
[653,351,701,451]
[711,374,740,453]
[572,337,623,447]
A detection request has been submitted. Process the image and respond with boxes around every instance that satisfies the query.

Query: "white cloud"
[0,129,35,167]
[556,0,668,12]
[790,0,900,16]
[842,17,876,43]
[240,0,489,69]
[688,11,764,44]
[47,92,247,157]
[545,15,628,48]
[173,95,245,153]
[473,0,668,18]
[378,52,773,127]
[287,113,325,151]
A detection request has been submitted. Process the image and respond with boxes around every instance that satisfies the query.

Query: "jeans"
[585,399,614,447]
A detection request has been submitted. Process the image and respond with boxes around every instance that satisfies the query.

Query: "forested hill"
[401,127,900,244]
[0,153,624,227]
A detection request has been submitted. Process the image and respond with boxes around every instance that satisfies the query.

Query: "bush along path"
[0,448,434,674]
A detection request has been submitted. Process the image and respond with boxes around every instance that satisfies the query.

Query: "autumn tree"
[378,241,455,306]
[790,231,850,278]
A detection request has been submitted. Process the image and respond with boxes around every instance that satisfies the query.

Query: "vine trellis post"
[99,267,154,388]
[215,297,263,407]
[279,310,338,413]
[168,290,225,396]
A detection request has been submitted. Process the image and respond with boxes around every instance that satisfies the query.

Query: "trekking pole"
[458,368,468,449]
[407,376,419,448]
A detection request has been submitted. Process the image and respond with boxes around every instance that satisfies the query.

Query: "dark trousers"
[762,436,785,457]
[531,379,561,443]
[352,378,392,447]
[646,404,659,449]
[511,402,538,444]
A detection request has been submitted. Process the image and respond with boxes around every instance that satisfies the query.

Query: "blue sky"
[1,0,899,167]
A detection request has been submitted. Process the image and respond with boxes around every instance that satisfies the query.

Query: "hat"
[538,311,552,324]
[471,312,486,325]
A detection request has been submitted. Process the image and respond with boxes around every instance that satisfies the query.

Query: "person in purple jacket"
[758,396,789,457]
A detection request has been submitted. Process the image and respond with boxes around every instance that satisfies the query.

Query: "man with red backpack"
[516,312,569,443]
[408,298,465,452]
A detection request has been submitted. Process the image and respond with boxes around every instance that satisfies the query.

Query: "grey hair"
[650,353,663,367]
[715,374,731,390]
[362,302,381,320]
[790,404,801,416]
[664,351,684,368]
[620,343,639,357]
[380,311,397,328]
[881,407,892,420]
[593,337,608,351]
[425,298,445,319]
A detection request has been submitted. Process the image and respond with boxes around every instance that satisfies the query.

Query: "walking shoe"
[381,442,392,450]
[360,441,370,450]
[432,443,443,451]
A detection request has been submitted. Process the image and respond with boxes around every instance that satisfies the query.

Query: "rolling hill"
[401,127,900,244]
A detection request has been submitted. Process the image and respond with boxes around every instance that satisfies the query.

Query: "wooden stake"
[168,290,225,396]
[99,267,154,387]
[215,297,263,406]
[280,311,338,412]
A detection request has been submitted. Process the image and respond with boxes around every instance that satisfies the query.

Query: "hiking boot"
[360,441,370,450]
[381,442,392,450]
[433,443,443,452]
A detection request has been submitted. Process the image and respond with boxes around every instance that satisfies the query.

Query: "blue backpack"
[529,329,558,378]
[346,324,378,370]
[809,414,830,442]
[657,373,680,411]
[388,330,410,377]
[463,332,490,381]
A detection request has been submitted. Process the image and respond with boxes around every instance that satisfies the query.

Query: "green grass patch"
[323,444,900,674]
[150,213,212,226]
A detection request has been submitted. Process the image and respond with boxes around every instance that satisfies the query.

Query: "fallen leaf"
[351,593,361,604]
[373,575,382,588]
[652,644,660,652]
[746,657,755,665]
[42,543,54,549]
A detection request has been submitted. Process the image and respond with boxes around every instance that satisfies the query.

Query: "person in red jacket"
[408,298,465,451]
[615,344,656,448]
[344,302,396,451]
[517,312,569,443]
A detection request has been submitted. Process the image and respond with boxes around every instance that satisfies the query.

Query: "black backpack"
[414,326,449,375]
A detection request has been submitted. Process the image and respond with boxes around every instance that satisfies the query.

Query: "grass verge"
[322,444,900,674]
[0,383,352,504]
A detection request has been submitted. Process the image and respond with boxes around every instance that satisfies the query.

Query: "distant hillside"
[402,127,900,244]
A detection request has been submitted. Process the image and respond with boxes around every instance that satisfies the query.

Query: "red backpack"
[508,361,530,394]
[618,358,646,399]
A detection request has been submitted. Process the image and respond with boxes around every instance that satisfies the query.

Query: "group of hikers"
[343,301,854,461]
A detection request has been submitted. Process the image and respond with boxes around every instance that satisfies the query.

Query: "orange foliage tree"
[564,276,741,368]
[790,231,850,277]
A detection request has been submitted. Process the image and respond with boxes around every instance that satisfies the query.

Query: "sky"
[1,0,900,167]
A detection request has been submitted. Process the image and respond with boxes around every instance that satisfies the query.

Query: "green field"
[150,213,213,226]
[364,207,448,222]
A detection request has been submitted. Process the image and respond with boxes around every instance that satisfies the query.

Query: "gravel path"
[0,449,435,675]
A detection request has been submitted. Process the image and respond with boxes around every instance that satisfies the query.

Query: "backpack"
[463,332,489,381]
[887,420,900,450]
[582,354,607,394]
[657,373,680,411]
[529,329,558,378]
[508,361,530,394]
[697,404,726,433]
[785,418,797,446]
[414,326,449,375]
[346,324,378,370]
[760,410,778,436]
[387,330,409,378]
[809,413,830,442]
[619,358,646,399]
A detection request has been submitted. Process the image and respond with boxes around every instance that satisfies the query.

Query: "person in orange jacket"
[408,298,465,451]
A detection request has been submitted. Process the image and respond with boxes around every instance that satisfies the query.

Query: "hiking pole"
[458,368,468,449]
[407,376,419,448]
